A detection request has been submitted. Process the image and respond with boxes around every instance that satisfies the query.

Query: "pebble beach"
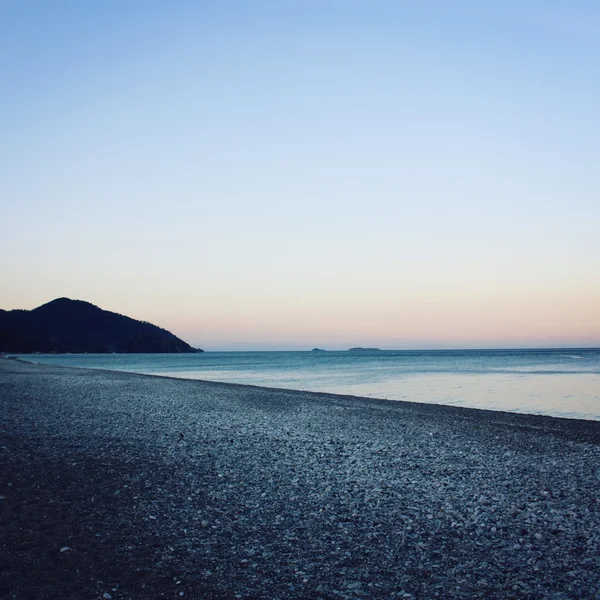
[1,359,599,600]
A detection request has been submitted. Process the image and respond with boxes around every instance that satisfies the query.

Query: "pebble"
[59,546,71,553]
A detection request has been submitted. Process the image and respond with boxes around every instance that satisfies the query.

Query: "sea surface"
[15,349,600,421]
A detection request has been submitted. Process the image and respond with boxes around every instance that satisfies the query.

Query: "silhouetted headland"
[0,297,202,353]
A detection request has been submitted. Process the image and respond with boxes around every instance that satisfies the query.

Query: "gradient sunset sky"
[2,1,599,350]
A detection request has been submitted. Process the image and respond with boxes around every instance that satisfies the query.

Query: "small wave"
[489,368,588,375]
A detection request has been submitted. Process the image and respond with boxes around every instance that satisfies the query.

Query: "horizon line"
[196,345,600,352]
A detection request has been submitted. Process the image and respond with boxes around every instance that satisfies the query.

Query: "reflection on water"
[156,370,600,421]
[16,348,600,421]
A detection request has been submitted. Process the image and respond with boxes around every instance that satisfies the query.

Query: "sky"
[1,0,599,350]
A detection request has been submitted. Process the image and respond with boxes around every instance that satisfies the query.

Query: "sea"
[16,348,600,421]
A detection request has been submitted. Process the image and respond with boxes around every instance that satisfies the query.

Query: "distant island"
[0,297,202,354]
[348,347,382,352]
[311,348,326,352]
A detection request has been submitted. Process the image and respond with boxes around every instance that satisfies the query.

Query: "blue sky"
[1,1,599,349]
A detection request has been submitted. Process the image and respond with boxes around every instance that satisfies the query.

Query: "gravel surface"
[1,359,599,600]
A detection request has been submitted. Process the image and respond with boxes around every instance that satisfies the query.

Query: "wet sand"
[1,359,599,599]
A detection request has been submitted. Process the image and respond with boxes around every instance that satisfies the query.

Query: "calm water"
[17,349,600,421]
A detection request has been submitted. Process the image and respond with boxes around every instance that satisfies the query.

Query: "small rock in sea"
[60,546,71,553]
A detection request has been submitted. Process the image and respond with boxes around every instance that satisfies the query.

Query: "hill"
[348,347,382,352]
[0,298,202,353]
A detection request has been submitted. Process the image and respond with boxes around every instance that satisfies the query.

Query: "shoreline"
[10,355,600,425]
[1,359,600,599]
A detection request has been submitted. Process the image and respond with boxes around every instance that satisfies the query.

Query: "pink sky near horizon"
[3,283,598,350]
